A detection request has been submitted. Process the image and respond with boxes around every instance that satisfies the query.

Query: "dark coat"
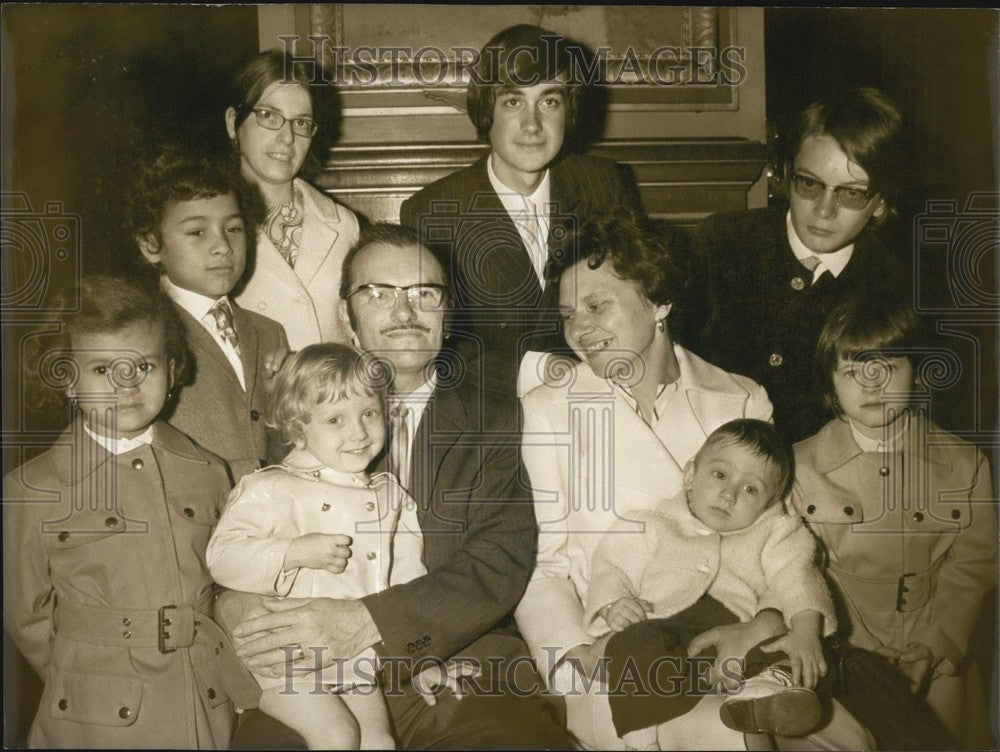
[165,302,289,482]
[677,205,908,443]
[400,153,643,397]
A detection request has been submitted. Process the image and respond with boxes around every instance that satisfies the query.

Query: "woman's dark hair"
[697,418,795,503]
[546,210,685,309]
[466,24,582,142]
[816,294,923,417]
[128,146,263,245]
[785,88,905,218]
[228,49,335,179]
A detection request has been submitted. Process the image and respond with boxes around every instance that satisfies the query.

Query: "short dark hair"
[129,147,261,247]
[339,222,452,332]
[55,273,190,390]
[786,88,905,218]
[547,210,685,309]
[466,24,582,141]
[698,419,795,503]
[816,294,922,417]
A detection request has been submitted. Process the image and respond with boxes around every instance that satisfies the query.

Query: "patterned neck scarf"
[263,186,304,267]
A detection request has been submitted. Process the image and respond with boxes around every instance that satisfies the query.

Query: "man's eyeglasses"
[348,284,447,310]
[252,108,318,138]
[790,174,876,211]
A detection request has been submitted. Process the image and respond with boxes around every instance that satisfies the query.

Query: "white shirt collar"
[84,423,154,456]
[849,411,909,453]
[161,276,229,321]
[786,211,853,279]
[487,154,551,215]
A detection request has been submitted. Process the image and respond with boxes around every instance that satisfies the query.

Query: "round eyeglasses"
[252,108,318,138]
[348,283,447,310]
[790,174,875,211]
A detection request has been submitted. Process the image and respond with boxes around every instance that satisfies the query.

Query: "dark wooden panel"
[317,138,767,224]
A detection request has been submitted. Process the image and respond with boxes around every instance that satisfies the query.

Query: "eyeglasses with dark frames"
[252,108,318,138]
[347,283,448,310]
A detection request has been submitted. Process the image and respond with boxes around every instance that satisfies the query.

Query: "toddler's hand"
[760,627,827,689]
[412,659,482,706]
[603,597,653,632]
[284,533,352,573]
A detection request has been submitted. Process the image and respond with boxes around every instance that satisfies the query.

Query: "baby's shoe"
[719,664,821,737]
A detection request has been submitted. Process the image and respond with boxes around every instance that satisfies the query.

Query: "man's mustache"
[381,325,431,334]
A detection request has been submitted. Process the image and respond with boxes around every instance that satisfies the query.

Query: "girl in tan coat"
[793,296,996,748]
[4,276,257,748]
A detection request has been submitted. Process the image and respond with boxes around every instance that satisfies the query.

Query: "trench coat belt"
[54,595,262,709]
[827,558,943,613]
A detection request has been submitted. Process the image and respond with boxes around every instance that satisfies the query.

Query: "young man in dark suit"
[401,23,643,399]
[220,224,569,749]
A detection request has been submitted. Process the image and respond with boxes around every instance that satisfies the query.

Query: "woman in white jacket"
[516,211,872,750]
[226,50,359,350]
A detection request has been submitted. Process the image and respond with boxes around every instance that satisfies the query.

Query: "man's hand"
[688,609,785,690]
[759,611,827,689]
[603,597,653,632]
[412,659,482,706]
[283,533,352,573]
[229,596,380,678]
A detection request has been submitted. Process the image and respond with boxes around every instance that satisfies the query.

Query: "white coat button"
[790,276,805,291]
[366,501,375,512]
[769,353,783,367]
[366,551,376,560]
[257,302,267,310]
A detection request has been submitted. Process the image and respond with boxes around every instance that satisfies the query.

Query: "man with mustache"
[220,223,569,749]
[401,23,643,399]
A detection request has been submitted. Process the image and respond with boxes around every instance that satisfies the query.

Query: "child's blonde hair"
[265,343,389,444]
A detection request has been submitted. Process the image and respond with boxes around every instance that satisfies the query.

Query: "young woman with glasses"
[226,50,360,351]
[678,88,910,443]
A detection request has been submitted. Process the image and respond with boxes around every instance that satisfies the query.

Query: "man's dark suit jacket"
[165,303,288,482]
[400,152,643,397]
[677,204,909,444]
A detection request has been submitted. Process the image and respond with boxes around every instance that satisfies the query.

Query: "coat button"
[806,504,816,514]
[123,617,131,626]
[879,466,890,476]
[913,512,924,522]
[790,276,806,291]
[132,458,144,470]
[214,509,221,520]
[183,508,195,518]
[123,630,131,639]
[366,501,375,512]
[768,353,783,367]
[257,302,267,310]
[321,503,331,511]
[250,410,261,421]
[58,699,68,711]
[207,688,216,700]
[843,506,854,516]
[951,509,961,519]
[119,707,131,719]
[105,517,119,528]
[58,531,70,542]
[366,551,376,560]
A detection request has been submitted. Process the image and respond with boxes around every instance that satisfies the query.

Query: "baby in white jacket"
[208,344,425,750]
[585,419,836,750]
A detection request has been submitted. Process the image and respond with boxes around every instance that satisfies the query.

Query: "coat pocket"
[47,669,143,726]
[193,655,232,710]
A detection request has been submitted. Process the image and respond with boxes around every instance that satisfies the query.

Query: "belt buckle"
[158,604,178,653]
[895,572,916,612]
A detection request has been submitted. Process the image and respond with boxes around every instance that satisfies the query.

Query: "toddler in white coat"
[207,343,425,749]
[585,419,836,750]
